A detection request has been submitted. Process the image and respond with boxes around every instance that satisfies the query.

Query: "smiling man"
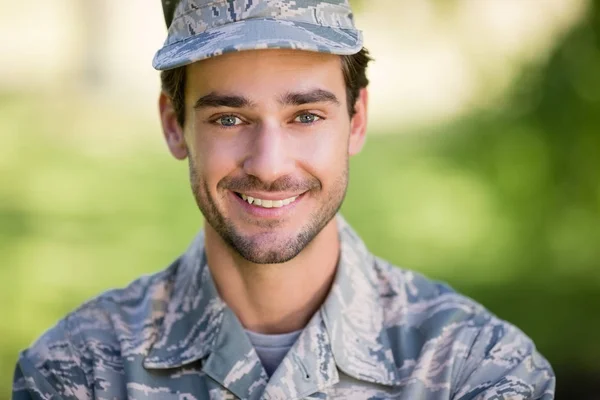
[12,1,555,399]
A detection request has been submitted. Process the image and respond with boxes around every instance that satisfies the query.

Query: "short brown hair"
[161,48,372,127]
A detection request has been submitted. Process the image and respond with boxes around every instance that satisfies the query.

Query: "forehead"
[185,49,346,98]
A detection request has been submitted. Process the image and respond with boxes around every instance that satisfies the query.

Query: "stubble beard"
[188,158,348,264]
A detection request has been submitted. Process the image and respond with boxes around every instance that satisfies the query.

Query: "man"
[13,0,555,399]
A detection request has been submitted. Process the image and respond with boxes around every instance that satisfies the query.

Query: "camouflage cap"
[153,0,363,70]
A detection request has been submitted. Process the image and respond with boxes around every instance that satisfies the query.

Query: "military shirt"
[13,216,555,399]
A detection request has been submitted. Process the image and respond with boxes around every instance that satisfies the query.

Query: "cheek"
[189,131,246,186]
[294,128,349,180]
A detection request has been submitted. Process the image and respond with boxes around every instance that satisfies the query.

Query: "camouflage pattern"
[13,215,555,399]
[152,0,363,70]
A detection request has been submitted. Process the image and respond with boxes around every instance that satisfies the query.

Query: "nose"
[242,122,295,184]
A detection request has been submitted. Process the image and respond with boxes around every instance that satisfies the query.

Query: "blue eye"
[295,113,320,124]
[216,115,242,127]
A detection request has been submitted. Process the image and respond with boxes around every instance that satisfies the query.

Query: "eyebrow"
[193,88,340,110]
[193,92,256,109]
[279,89,340,106]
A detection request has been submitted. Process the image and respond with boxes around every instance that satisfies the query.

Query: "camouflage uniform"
[13,216,555,399]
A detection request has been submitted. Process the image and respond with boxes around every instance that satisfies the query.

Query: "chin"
[237,244,301,264]
[227,231,307,265]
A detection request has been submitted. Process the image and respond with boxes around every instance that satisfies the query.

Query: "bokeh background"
[1,0,599,398]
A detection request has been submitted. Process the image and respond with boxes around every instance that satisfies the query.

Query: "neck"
[204,218,340,334]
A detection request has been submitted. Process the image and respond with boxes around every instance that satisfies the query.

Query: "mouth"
[233,192,302,209]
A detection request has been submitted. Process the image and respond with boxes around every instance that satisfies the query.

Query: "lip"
[230,190,305,217]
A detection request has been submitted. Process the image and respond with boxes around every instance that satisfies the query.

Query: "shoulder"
[32,259,178,354]
[14,260,180,397]
[70,259,177,342]
[372,256,486,327]
[372,257,555,398]
[371,255,533,350]
[372,257,489,368]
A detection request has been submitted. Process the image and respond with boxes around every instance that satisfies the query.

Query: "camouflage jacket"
[13,216,555,399]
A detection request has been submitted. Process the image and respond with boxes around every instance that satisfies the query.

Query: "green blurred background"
[1,0,599,398]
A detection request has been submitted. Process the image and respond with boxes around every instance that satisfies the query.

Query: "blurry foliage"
[2,3,600,398]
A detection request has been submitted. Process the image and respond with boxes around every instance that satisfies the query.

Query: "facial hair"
[188,157,348,264]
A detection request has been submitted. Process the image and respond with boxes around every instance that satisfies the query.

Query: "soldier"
[13,0,555,399]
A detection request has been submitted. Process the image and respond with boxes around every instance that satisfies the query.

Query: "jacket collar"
[321,216,400,385]
[143,231,224,368]
[143,215,400,390]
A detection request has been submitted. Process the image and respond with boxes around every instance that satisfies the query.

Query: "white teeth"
[239,194,299,208]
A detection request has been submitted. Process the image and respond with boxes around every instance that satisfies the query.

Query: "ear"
[348,88,368,156]
[159,92,188,160]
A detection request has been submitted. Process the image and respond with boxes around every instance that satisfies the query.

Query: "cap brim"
[153,18,363,71]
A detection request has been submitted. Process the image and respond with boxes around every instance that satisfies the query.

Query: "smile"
[237,193,299,209]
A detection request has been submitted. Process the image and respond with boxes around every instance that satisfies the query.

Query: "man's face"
[162,49,367,264]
